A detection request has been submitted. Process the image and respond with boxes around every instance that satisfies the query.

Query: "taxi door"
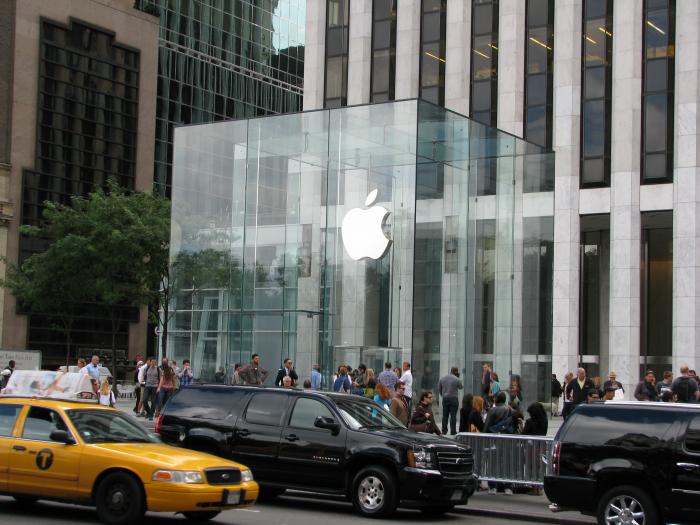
[0,403,23,492]
[9,405,82,498]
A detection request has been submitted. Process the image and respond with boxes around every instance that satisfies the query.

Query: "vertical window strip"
[370,0,397,102]
[469,0,499,127]
[580,0,613,187]
[324,0,350,108]
[419,0,447,106]
[524,0,554,149]
[641,0,675,183]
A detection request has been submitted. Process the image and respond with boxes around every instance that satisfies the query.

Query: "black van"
[544,401,700,525]
[157,385,476,518]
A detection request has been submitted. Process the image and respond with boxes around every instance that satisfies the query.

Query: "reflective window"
[470,0,499,126]
[325,0,349,108]
[686,417,700,454]
[419,0,447,105]
[524,0,553,149]
[371,0,397,102]
[288,398,334,429]
[641,0,675,183]
[0,405,21,437]
[245,393,287,426]
[567,407,677,447]
[165,387,246,420]
[580,0,613,187]
[22,407,69,442]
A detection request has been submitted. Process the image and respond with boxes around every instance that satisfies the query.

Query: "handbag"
[409,422,429,433]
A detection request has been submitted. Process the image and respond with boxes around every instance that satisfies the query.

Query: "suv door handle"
[677,462,699,471]
[284,434,299,442]
[12,445,26,452]
[236,429,250,437]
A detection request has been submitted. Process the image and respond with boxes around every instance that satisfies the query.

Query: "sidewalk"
[456,490,595,525]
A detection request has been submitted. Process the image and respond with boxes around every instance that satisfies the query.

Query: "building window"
[419,0,447,105]
[324,0,350,108]
[580,0,613,187]
[641,0,675,183]
[470,0,499,127]
[524,0,554,149]
[370,0,397,102]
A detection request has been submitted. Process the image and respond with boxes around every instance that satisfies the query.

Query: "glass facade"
[580,0,613,187]
[370,0,397,102]
[524,0,554,150]
[641,0,675,183]
[135,0,305,195]
[169,100,554,404]
[470,0,499,127]
[324,0,349,108]
[419,0,447,105]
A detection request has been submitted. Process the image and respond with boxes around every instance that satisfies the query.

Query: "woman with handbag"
[467,396,485,432]
[409,391,441,435]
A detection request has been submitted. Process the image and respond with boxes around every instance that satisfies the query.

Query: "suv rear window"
[164,387,246,420]
[565,407,677,447]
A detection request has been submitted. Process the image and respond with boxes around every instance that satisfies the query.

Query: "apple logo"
[341,189,392,261]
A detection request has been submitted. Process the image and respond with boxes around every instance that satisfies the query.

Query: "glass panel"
[644,94,667,152]
[527,0,551,26]
[583,99,605,157]
[527,74,547,106]
[584,67,606,99]
[645,58,668,92]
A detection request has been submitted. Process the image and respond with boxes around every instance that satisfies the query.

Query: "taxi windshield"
[66,409,158,444]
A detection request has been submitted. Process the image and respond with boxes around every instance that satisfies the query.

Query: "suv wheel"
[597,485,659,525]
[351,466,397,518]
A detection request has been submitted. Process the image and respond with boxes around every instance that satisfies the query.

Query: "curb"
[454,505,593,525]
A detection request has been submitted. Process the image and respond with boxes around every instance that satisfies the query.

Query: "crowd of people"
[551,365,700,419]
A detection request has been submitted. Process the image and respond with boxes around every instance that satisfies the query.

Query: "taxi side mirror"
[50,429,75,445]
[314,416,340,435]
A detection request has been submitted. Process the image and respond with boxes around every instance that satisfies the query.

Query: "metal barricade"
[455,433,552,486]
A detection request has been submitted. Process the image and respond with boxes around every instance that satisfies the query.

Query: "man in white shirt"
[400,362,413,412]
[136,360,148,416]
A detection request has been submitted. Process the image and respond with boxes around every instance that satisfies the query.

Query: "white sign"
[0,350,41,371]
[1,371,94,399]
[341,189,392,261]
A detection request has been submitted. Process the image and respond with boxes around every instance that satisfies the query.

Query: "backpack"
[489,414,514,434]
[676,377,692,402]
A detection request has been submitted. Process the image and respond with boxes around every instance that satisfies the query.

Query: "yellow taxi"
[0,394,258,524]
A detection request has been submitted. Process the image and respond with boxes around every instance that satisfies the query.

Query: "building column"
[444,0,470,115]
[302,0,326,111]
[552,0,582,378]
[497,0,525,136]
[609,0,643,394]
[347,0,372,105]
[395,0,421,99]
[673,1,700,372]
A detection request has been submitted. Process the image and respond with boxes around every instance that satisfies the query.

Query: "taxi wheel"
[95,472,145,525]
[182,511,221,522]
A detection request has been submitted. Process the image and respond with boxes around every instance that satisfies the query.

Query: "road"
[0,492,544,525]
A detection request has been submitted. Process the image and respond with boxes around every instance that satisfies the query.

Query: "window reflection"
[524,0,553,150]
[419,0,447,105]
[470,0,498,127]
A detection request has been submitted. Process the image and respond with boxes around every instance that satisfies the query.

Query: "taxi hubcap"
[358,476,384,511]
[107,485,129,514]
[605,495,645,525]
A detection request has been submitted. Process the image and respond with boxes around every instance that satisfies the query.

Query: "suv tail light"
[551,440,561,476]
[155,415,163,434]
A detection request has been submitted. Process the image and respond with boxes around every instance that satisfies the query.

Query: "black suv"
[544,401,700,525]
[157,385,476,517]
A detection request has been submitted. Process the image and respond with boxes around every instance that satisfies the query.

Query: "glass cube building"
[168,99,554,403]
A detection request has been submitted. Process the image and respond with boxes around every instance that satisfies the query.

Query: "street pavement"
[0,493,575,525]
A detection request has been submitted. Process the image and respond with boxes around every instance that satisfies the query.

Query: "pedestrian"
[390,381,410,426]
[333,366,351,393]
[508,376,522,409]
[239,354,268,385]
[591,376,603,398]
[85,355,101,393]
[671,365,699,403]
[275,357,298,387]
[364,368,376,398]
[523,402,548,436]
[136,360,148,415]
[602,371,625,399]
[281,375,293,388]
[409,391,441,435]
[602,386,616,401]
[303,379,312,389]
[438,366,463,435]
[214,367,225,383]
[230,363,243,385]
[98,378,116,407]
[400,362,413,411]
[551,373,563,416]
[484,391,514,495]
[565,368,594,413]
[481,363,492,402]
[377,362,398,394]
[133,360,143,414]
[373,383,392,411]
[352,363,367,395]
[459,393,486,433]
[142,357,160,421]
[634,370,658,401]
[310,364,322,390]
[587,390,600,403]
[656,371,673,397]
[489,372,501,407]
[171,360,180,377]
[561,371,574,419]
[156,364,177,416]
[178,359,194,387]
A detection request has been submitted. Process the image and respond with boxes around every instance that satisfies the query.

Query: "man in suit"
[275,357,298,387]
[565,368,594,417]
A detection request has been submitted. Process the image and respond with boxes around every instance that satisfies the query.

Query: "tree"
[2,181,170,374]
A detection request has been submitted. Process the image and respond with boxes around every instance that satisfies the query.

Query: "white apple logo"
[341,189,392,261]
